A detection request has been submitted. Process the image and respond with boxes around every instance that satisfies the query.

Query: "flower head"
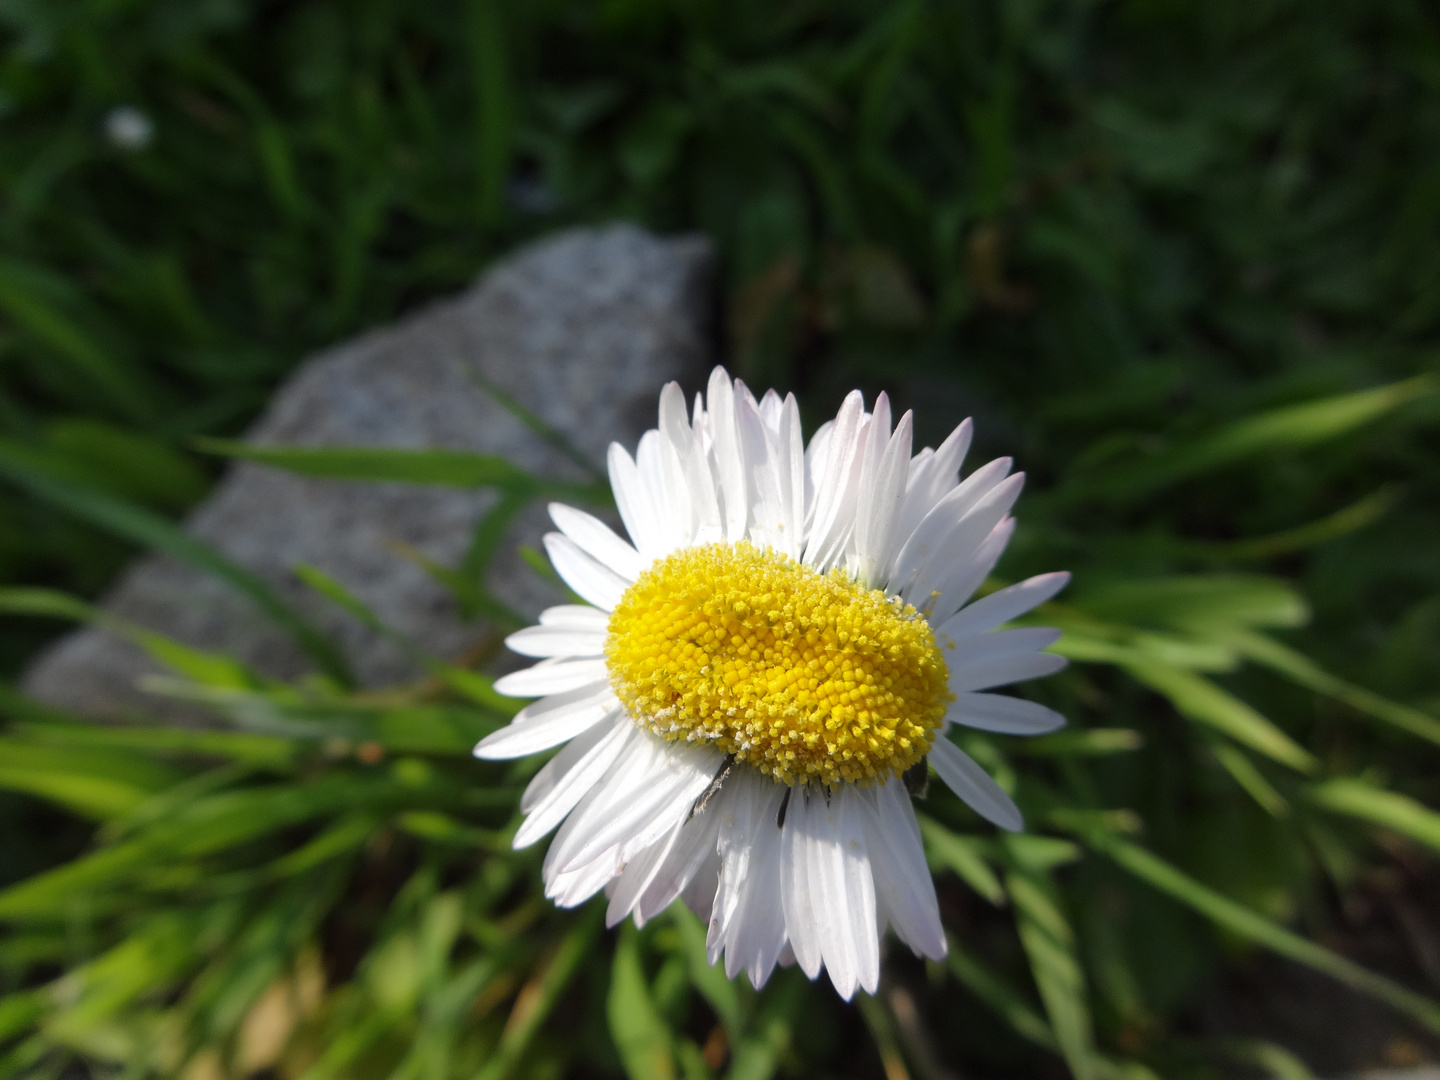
[476,368,1069,998]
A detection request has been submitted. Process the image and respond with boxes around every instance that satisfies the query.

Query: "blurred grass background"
[1,1,1439,1078]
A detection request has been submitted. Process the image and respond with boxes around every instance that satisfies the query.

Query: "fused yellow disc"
[606,541,950,787]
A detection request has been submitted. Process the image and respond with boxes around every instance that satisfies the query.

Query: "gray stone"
[22,225,713,722]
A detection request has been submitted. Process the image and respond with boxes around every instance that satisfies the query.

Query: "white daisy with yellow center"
[476,368,1068,999]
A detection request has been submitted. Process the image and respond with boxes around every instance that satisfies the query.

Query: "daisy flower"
[476,367,1068,999]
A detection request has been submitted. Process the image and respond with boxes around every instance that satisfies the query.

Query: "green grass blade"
[917,815,1004,904]
[1307,778,1440,855]
[196,439,608,502]
[0,451,353,686]
[1068,820,1440,1034]
[1123,660,1316,772]
[609,923,678,1080]
[1233,630,1440,747]
[1071,375,1437,502]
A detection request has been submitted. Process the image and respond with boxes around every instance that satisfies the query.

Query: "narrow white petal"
[947,651,1068,693]
[635,808,723,926]
[474,688,618,759]
[706,368,750,543]
[492,657,609,698]
[780,788,825,980]
[780,394,806,553]
[834,785,880,996]
[607,442,664,560]
[607,823,683,928]
[927,517,1017,625]
[659,381,722,542]
[758,388,785,428]
[850,407,913,588]
[680,849,723,926]
[887,456,1012,593]
[896,418,973,548]
[555,740,724,873]
[549,503,646,581]
[804,394,868,571]
[861,779,946,960]
[930,738,1024,831]
[504,624,605,658]
[638,429,690,555]
[803,420,834,530]
[538,605,610,631]
[543,532,629,612]
[941,626,1064,663]
[519,714,616,813]
[939,572,1071,639]
[513,720,634,848]
[546,844,620,908]
[903,473,1025,614]
[945,693,1066,735]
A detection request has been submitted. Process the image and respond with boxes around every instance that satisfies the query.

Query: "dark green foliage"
[1,0,1439,1077]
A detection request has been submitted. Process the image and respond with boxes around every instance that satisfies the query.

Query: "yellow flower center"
[605,541,950,787]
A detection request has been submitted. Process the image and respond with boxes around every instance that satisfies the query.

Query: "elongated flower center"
[605,541,950,787]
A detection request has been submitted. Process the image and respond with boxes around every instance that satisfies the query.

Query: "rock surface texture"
[23,225,713,722]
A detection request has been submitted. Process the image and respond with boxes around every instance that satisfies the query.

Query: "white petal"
[512,720,634,848]
[803,420,833,530]
[929,738,1023,831]
[902,473,1025,613]
[896,419,973,545]
[608,442,665,561]
[941,626,1064,663]
[659,381,722,543]
[492,657,609,698]
[832,785,881,997]
[519,715,616,813]
[552,739,724,874]
[637,429,690,555]
[778,394,806,553]
[945,692,1066,735]
[504,624,605,659]
[680,849,723,926]
[803,392,868,571]
[606,822,683,928]
[635,807,724,926]
[887,457,1013,594]
[947,651,1068,693]
[706,368,749,543]
[939,572,1071,639]
[850,407,913,588]
[544,532,629,611]
[538,605,610,630]
[861,779,946,960]
[473,688,619,759]
[546,843,620,908]
[549,503,646,581]
[927,517,1017,625]
[780,788,825,980]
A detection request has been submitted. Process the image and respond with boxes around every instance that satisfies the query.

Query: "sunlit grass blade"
[1067,375,1437,503]
[607,923,677,1080]
[1003,858,1099,1080]
[1307,777,1440,855]
[1063,816,1440,1034]
[197,439,609,504]
[474,910,601,1080]
[917,815,1004,904]
[1123,660,1317,773]
[1232,630,1440,747]
[0,455,353,686]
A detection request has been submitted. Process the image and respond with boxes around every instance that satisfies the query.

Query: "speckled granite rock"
[22,225,712,722]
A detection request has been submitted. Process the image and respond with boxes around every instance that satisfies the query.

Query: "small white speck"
[104,106,153,151]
